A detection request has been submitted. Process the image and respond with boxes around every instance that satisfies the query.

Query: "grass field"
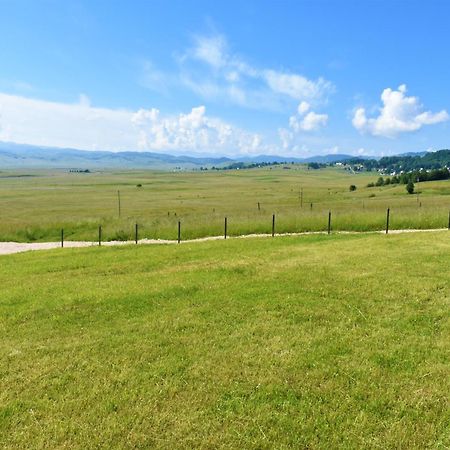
[1,232,449,448]
[2,165,450,242]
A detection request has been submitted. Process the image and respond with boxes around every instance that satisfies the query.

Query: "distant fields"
[1,165,450,242]
[1,232,449,448]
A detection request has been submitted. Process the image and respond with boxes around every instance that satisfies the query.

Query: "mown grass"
[0,232,449,448]
[1,166,450,242]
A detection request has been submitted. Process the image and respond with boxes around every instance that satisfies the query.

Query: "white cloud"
[290,111,328,132]
[278,128,293,150]
[179,33,333,110]
[352,84,449,137]
[191,35,228,69]
[298,101,310,114]
[288,101,328,132]
[0,92,265,155]
[263,71,333,101]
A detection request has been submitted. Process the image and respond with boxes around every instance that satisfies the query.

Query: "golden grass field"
[0,165,449,242]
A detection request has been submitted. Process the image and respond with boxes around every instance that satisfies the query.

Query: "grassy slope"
[1,232,449,448]
[1,166,450,242]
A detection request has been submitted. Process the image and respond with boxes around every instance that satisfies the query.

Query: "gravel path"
[0,228,446,256]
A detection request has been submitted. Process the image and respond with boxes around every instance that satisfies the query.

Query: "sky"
[1,0,450,157]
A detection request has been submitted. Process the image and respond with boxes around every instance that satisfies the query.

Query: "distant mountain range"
[0,141,427,170]
[0,142,233,169]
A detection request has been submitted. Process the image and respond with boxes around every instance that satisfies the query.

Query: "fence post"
[98,226,102,246]
[178,221,181,243]
[448,211,450,230]
[61,229,64,248]
[310,202,313,210]
[224,217,227,239]
[135,223,138,244]
[258,202,260,211]
[272,214,275,237]
[386,208,390,234]
[328,210,332,235]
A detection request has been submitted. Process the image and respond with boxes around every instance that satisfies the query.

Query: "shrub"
[406,180,415,194]
[375,177,385,186]
[349,184,357,191]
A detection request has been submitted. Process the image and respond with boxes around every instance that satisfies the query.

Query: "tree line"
[343,149,450,172]
[367,167,450,188]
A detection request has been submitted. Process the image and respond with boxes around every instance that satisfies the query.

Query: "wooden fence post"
[61,229,64,248]
[258,202,260,211]
[272,214,275,237]
[178,221,181,243]
[328,210,332,235]
[448,211,450,230]
[386,208,390,234]
[224,217,227,239]
[135,223,138,244]
[99,225,102,246]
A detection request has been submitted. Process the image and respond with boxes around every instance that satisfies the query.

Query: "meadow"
[0,232,449,448]
[1,165,450,242]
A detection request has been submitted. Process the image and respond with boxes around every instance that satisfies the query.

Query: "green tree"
[375,176,385,186]
[406,180,415,194]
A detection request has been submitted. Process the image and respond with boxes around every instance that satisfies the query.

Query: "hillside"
[344,149,450,172]
[0,141,233,169]
[0,141,359,169]
[1,232,448,448]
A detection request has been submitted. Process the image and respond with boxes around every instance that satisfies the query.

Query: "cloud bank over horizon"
[0,92,266,155]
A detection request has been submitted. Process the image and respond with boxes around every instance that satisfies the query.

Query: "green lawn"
[1,232,449,448]
[1,166,450,242]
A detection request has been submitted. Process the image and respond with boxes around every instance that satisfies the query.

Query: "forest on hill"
[343,149,450,172]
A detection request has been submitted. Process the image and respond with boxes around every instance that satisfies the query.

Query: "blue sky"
[1,0,449,157]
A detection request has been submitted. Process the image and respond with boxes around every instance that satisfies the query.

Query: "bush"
[406,180,415,194]
[367,182,375,188]
[375,177,385,186]
[349,184,357,191]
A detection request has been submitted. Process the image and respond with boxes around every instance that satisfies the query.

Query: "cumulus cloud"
[288,101,328,132]
[0,92,264,155]
[131,104,263,154]
[277,101,328,151]
[352,84,449,137]
[290,111,328,132]
[179,33,333,110]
